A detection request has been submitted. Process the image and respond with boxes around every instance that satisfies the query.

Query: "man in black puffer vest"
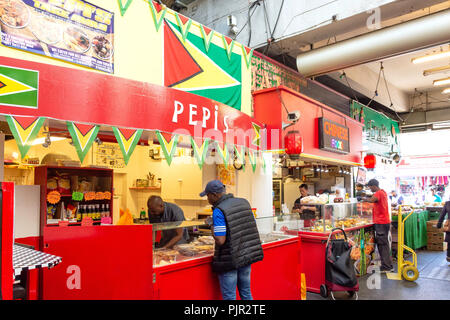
[200,180,263,300]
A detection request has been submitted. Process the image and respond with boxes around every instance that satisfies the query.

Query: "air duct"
[296,9,450,77]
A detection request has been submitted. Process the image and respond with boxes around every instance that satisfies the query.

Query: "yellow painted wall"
[0,0,252,115]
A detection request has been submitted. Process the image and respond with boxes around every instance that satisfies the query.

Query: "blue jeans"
[217,265,253,300]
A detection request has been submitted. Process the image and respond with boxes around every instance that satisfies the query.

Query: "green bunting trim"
[241,45,254,69]
[148,0,168,32]
[191,137,210,169]
[5,115,45,159]
[175,13,193,42]
[234,145,246,171]
[215,142,230,166]
[155,130,179,166]
[248,149,258,172]
[199,25,215,52]
[117,0,133,16]
[66,122,100,163]
[112,127,143,165]
[222,35,235,60]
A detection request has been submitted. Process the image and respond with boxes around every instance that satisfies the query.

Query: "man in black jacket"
[200,180,263,300]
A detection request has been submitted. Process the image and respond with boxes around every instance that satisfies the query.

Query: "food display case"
[152,216,302,300]
[297,202,373,234]
[294,201,374,294]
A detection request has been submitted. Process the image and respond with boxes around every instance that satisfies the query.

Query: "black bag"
[325,239,357,288]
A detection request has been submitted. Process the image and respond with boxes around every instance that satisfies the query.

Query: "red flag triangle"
[74,123,96,136]
[152,1,163,13]
[202,25,212,36]
[119,128,137,141]
[164,23,203,87]
[13,116,39,131]
[178,14,189,25]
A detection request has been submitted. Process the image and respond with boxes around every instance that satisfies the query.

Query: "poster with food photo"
[0,0,114,73]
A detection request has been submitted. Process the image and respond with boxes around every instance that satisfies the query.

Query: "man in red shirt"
[363,179,393,272]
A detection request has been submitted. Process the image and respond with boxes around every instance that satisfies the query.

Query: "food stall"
[0,0,305,300]
[283,200,374,294]
[152,216,302,300]
[252,86,369,293]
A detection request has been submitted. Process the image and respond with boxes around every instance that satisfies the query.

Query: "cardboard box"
[427,242,448,251]
[426,220,444,233]
[427,232,445,243]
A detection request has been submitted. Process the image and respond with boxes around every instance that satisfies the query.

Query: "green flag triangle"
[155,130,179,166]
[248,149,258,172]
[175,12,193,42]
[215,142,230,166]
[66,122,100,163]
[148,0,167,32]
[191,137,210,169]
[199,25,215,52]
[241,45,254,69]
[112,127,143,165]
[117,0,133,16]
[234,145,246,171]
[5,115,45,159]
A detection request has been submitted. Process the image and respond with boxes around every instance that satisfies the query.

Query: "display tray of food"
[259,233,293,244]
[153,236,216,267]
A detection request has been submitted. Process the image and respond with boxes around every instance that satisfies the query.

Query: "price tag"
[81,217,94,226]
[84,192,96,201]
[72,192,84,201]
[95,192,105,200]
[47,191,61,204]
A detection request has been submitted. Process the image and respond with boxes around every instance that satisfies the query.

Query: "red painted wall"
[253,86,363,164]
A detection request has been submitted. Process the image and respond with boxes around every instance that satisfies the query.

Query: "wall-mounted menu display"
[0,0,114,73]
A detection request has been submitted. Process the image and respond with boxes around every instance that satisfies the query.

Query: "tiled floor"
[307,249,450,300]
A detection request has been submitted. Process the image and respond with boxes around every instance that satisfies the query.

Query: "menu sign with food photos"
[0,0,114,73]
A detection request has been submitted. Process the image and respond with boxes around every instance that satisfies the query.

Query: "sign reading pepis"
[318,117,350,154]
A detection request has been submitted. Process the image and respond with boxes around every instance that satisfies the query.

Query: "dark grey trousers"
[375,223,393,269]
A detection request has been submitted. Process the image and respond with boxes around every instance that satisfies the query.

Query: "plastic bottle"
[140,208,146,221]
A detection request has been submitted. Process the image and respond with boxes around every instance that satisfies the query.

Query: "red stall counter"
[153,236,302,300]
[298,224,374,294]
[39,225,154,300]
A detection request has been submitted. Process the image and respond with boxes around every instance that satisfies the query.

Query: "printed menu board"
[0,0,114,73]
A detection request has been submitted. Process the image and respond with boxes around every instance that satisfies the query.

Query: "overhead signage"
[0,0,114,73]
[318,117,350,154]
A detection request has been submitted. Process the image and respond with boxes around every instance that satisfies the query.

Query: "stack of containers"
[426,220,447,251]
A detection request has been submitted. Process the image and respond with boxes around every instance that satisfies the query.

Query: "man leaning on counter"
[147,196,190,249]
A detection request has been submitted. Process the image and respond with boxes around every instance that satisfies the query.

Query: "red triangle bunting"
[202,25,212,36]
[119,128,137,141]
[13,116,40,131]
[74,123,96,136]
[178,14,189,25]
[152,0,163,13]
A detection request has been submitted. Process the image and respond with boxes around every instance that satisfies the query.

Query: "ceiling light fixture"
[411,49,450,64]
[423,65,450,77]
[433,77,450,86]
[442,88,450,94]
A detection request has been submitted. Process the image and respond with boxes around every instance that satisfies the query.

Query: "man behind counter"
[147,196,189,249]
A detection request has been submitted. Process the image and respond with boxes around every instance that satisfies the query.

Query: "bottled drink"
[101,204,105,218]
[96,204,101,220]
[140,208,146,221]
[105,204,110,217]
[76,204,81,222]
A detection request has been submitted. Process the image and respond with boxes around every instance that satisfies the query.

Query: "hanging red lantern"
[285,130,303,159]
[364,154,376,170]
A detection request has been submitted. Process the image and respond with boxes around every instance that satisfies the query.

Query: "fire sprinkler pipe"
[296,9,450,77]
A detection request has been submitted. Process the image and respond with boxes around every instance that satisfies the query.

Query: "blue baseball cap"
[200,180,226,197]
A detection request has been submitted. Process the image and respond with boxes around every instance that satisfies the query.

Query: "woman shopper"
[436,200,450,262]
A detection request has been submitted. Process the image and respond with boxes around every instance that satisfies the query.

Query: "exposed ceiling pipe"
[296,9,450,77]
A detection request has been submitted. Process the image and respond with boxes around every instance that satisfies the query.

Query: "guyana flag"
[112,127,143,165]
[67,122,100,163]
[163,17,242,110]
[0,65,38,108]
[5,115,45,159]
